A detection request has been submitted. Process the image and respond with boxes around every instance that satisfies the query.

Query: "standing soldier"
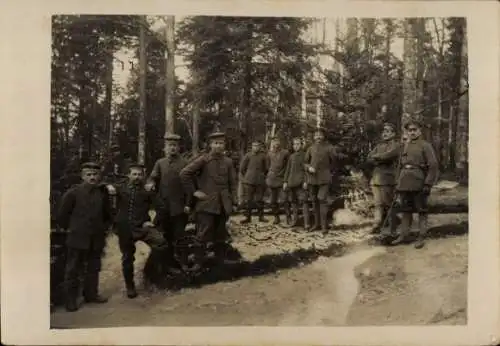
[145,134,190,271]
[180,132,238,269]
[304,128,338,233]
[392,119,439,249]
[266,137,290,225]
[239,140,268,224]
[366,123,401,236]
[283,137,307,227]
[57,162,112,312]
[112,163,169,298]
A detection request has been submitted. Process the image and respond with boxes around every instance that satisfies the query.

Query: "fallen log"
[233,184,468,215]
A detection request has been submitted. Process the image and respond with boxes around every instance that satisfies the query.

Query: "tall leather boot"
[310,202,321,231]
[65,281,79,312]
[320,203,330,234]
[273,204,280,225]
[290,204,299,227]
[258,203,268,222]
[414,213,428,249]
[391,213,412,246]
[123,265,138,299]
[381,208,398,238]
[303,203,311,229]
[240,205,252,224]
[370,206,385,234]
[284,201,292,225]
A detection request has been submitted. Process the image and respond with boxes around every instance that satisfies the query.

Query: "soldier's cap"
[128,162,145,170]
[164,133,181,141]
[81,162,101,171]
[252,140,264,145]
[382,122,396,131]
[404,119,423,129]
[207,132,225,140]
[314,127,327,134]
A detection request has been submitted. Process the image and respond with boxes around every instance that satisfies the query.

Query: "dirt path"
[51,214,467,328]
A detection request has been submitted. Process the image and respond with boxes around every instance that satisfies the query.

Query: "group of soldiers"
[56,117,438,313]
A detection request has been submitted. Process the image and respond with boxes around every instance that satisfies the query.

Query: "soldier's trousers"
[118,226,166,288]
[308,184,330,229]
[241,183,265,214]
[192,212,231,264]
[64,245,103,303]
[159,213,188,250]
[287,185,306,224]
[269,186,286,216]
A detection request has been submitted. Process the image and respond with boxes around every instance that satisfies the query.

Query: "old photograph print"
[50,15,469,328]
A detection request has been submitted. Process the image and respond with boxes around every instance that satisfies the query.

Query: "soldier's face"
[210,139,226,153]
[251,143,260,153]
[128,168,144,184]
[81,169,100,185]
[292,140,302,152]
[407,126,421,140]
[165,141,179,155]
[270,141,280,151]
[314,131,325,142]
[381,127,395,140]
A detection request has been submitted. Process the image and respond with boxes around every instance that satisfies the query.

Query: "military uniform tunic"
[240,151,268,210]
[396,138,439,212]
[180,152,237,244]
[57,183,113,301]
[367,139,401,207]
[266,149,289,188]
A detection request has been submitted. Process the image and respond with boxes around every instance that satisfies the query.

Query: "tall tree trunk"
[241,21,253,156]
[381,19,393,120]
[138,16,147,165]
[104,48,114,171]
[455,20,468,182]
[165,16,176,135]
[402,18,426,134]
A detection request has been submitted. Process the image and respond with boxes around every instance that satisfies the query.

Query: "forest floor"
[50,209,468,328]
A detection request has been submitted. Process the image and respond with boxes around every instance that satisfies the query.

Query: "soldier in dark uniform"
[266,137,290,225]
[283,137,307,227]
[57,162,112,312]
[392,119,439,249]
[146,134,190,269]
[111,163,168,299]
[180,132,238,269]
[304,128,339,232]
[239,140,268,224]
[366,123,401,236]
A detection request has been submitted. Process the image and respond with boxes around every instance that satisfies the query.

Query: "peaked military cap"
[81,162,101,170]
[383,122,396,131]
[207,131,225,140]
[404,118,423,129]
[127,162,145,170]
[314,126,327,134]
[164,133,181,141]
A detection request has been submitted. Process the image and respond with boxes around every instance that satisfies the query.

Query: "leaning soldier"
[366,123,401,236]
[392,119,439,249]
[180,131,239,269]
[57,162,112,312]
[145,133,190,271]
[283,137,307,227]
[303,128,338,233]
[266,137,290,225]
[239,140,268,224]
[112,163,169,298]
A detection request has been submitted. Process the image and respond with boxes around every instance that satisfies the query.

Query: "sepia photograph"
[49,14,470,328]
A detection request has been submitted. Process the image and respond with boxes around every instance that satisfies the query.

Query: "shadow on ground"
[147,220,468,292]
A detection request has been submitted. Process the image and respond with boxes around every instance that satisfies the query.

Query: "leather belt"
[403,164,421,169]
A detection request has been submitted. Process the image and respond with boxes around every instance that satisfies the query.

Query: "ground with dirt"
[50,212,468,328]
